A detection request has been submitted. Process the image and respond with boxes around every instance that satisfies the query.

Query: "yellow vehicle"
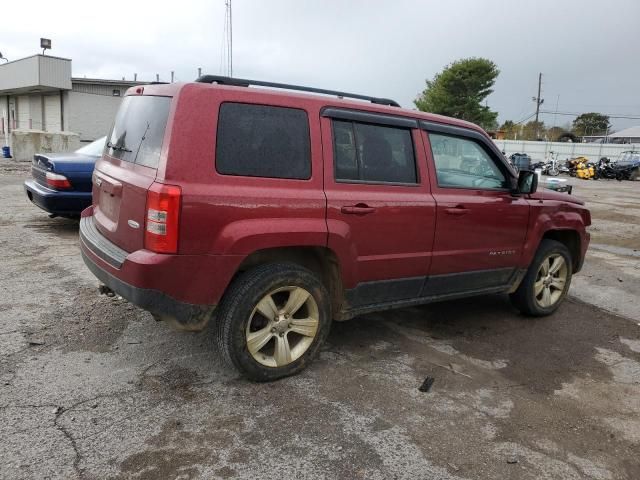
[569,157,596,179]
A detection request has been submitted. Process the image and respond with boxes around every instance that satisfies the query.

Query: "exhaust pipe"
[98,284,115,297]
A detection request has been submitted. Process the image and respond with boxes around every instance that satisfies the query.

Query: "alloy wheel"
[534,254,568,308]
[245,286,319,367]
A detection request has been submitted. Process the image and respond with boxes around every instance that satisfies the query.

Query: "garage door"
[17,96,30,129]
[44,95,62,132]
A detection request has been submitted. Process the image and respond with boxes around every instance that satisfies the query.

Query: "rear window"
[106,96,171,168]
[76,136,106,156]
[216,102,311,180]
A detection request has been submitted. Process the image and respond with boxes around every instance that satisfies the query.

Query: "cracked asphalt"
[1,163,639,479]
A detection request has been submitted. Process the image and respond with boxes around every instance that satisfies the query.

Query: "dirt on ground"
[1,164,639,479]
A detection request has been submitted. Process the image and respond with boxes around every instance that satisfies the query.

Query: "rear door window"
[332,120,417,184]
[216,103,311,179]
[106,96,171,168]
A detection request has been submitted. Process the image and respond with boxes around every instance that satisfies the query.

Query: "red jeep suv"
[80,76,590,381]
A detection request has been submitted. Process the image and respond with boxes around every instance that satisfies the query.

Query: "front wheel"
[214,263,331,381]
[510,239,572,316]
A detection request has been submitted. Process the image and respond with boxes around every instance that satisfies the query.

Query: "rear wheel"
[214,263,331,381]
[510,240,572,316]
[630,168,639,181]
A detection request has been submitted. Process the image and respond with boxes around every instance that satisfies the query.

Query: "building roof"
[0,53,72,66]
[72,77,148,86]
[609,126,640,138]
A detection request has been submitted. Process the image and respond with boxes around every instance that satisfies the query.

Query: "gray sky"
[3,0,639,130]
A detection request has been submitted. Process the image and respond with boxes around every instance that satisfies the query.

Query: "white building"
[583,126,640,144]
[0,54,147,144]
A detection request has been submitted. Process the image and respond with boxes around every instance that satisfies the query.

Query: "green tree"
[415,58,500,130]
[521,121,545,141]
[572,113,611,137]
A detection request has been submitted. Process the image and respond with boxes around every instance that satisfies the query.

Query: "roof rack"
[195,75,400,107]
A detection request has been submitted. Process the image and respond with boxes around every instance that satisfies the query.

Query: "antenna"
[229,0,233,77]
[222,0,233,76]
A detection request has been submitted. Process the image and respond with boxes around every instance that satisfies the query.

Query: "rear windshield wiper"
[106,141,132,153]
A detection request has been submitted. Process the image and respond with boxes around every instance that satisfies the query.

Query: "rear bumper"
[79,207,237,330]
[24,179,91,216]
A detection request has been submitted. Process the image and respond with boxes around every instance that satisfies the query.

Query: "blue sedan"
[24,136,105,218]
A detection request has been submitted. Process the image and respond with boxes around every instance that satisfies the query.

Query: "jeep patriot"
[80,76,591,381]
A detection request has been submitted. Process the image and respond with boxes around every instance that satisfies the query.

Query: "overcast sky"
[3,0,639,130]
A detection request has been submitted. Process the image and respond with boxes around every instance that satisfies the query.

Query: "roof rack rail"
[195,75,400,107]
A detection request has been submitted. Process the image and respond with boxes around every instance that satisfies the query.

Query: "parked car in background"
[613,151,640,180]
[80,77,590,382]
[24,136,106,218]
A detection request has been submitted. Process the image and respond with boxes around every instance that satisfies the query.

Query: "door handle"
[444,206,469,216]
[341,204,376,215]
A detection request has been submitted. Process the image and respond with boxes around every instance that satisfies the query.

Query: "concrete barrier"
[492,139,639,162]
[5,129,80,162]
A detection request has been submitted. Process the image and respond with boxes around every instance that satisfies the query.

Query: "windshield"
[106,95,171,168]
[618,152,640,164]
[75,136,106,156]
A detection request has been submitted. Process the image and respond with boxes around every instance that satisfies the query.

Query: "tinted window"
[429,133,508,189]
[106,96,171,168]
[216,103,311,179]
[333,120,417,183]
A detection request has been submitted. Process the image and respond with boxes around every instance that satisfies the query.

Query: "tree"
[521,121,545,141]
[499,120,519,139]
[415,58,500,130]
[546,126,567,142]
[572,113,611,137]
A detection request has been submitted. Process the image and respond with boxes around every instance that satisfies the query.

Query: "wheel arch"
[541,229,581,272]
[234,246,345,316]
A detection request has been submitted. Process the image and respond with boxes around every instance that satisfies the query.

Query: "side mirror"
[514,169,538,195]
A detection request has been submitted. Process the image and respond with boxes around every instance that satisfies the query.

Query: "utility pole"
[534,73,543,124]
[229,0,233,77]
[532,73,544,139]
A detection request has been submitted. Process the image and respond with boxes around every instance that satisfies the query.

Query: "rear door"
[422,126,530,293]
[321,110,436,306]
[92,94,171,253]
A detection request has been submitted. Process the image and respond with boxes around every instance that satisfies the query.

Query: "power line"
[539,111,640,120]
[514,112,536,125]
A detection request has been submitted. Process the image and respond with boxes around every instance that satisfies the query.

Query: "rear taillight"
[144,183,181,254]
[45,172,72,190]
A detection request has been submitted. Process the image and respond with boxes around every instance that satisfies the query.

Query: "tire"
[214,263,331,382]
[549,167,559,176]
[630,168,639,181]
[510,239,573,316]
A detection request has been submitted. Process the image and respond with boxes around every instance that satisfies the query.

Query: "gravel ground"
[1,163,639,479]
